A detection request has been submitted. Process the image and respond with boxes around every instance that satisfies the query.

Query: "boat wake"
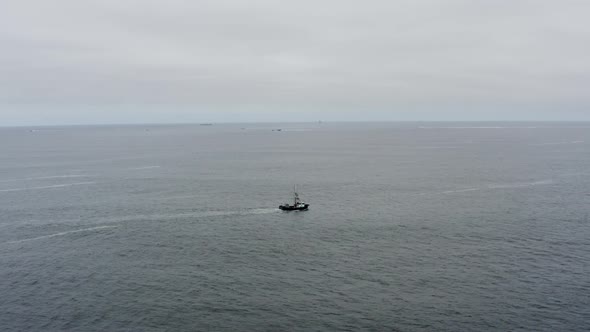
[4,225,117,245]
[413,146,459,150]
[67,208,279,225]
[128,166,161,170]
[247,208,281,215]
[0,174,91,183]
[418,126,542,129]
[530,141,584,146]
[0,181,96,193]
[487,180,554,189]
[2,208,279,245]
[558,172,589,178]
[139,208,280,220]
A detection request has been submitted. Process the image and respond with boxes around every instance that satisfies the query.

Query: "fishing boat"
[279,186,310,211]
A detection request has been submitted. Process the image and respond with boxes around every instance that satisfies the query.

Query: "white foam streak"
[119,208,280,222]
[0,181,96,192]
[530,141,584,146]
[419,126,541,129]
[2,208,279,245]
[414,146,459,150]
[559,172,588,177]
[0,175,90,183]
[487,180,553,189]
[5,226,117,245]
[440,188,481,194]
[66,208,280,225]
[128,166,161,170]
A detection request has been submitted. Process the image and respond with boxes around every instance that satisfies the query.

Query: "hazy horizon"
[4,119,590,129]
[2,0,590,125]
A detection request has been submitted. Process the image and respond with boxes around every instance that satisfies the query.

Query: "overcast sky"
[1,0,589,125]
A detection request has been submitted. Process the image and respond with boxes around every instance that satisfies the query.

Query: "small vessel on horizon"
[279,186,309,211]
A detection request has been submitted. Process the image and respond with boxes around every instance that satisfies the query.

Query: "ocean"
[0,122,589,331]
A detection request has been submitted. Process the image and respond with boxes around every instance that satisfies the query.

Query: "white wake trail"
[530,141,584,146]
[70,208,280,225]
[4,225,117,245]
[440,188,481,194]
[0,181,96,192]
[487,180,554,189]
[128,166,161,170]
[0,175,90,183]
[117,208,280,222]
[2,208,279,245]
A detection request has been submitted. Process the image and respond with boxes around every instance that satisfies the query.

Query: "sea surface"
[0,122,589,331]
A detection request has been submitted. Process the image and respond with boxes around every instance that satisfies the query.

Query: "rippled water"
[1,122,589,331]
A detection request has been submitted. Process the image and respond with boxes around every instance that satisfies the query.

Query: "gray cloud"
[1,0,590,124]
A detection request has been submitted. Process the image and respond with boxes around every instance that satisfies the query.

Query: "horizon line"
[2,119,590,128]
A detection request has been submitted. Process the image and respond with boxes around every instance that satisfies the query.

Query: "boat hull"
[279,204,309,211]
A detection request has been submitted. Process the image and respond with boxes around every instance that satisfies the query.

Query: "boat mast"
[293,185,300,205]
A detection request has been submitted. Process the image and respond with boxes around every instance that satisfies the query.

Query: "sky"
[1,0,590,125]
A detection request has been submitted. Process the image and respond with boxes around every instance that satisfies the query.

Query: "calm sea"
[1,122,589,331]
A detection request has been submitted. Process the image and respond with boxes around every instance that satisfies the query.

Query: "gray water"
[1,122,589,331]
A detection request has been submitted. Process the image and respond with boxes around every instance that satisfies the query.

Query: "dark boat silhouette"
[279,186,309,211]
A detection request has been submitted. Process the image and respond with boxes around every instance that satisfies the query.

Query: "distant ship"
[279,186,310,211]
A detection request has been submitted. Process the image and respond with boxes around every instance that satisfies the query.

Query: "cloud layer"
[1,0,590,124]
